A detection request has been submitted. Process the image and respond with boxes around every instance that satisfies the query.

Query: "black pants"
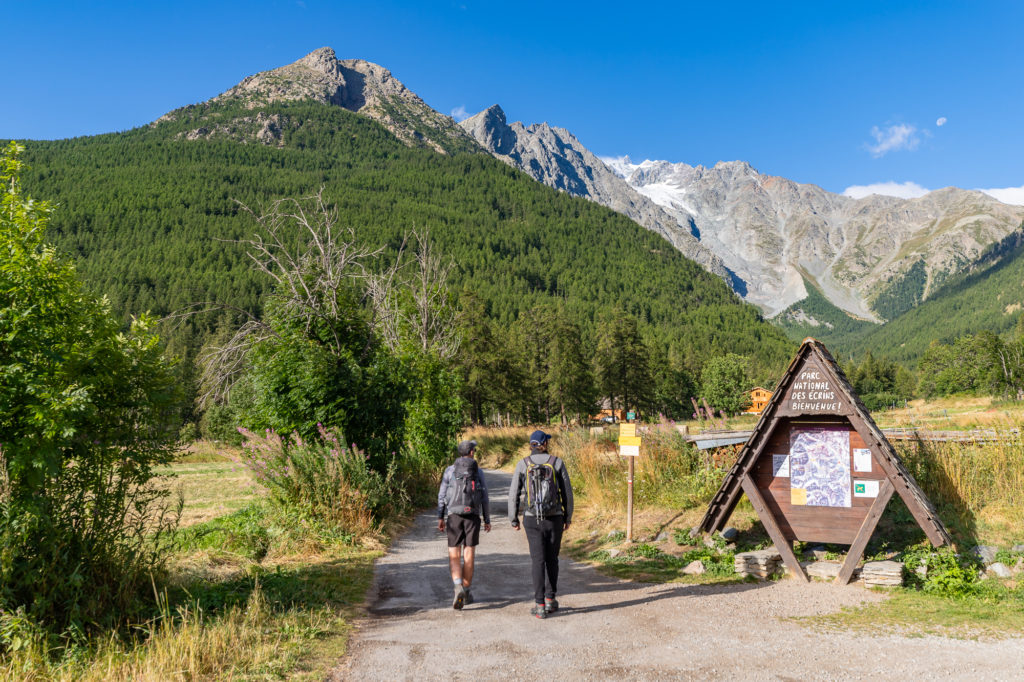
[523,515,564,603]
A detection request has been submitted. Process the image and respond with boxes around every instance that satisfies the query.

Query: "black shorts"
[446,513,481,548]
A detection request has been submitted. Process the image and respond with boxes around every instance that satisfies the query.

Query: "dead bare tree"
[368,227,460,360]
[194,190,460,407]
[235,189,384,351]
[197,189,384,406]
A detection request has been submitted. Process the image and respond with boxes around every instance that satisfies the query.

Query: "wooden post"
[835,479,894,585]
[626,456,634,543]
[740,474,808,581]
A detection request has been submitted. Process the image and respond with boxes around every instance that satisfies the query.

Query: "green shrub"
[233,425,407,537]
[199,403,244,445]
[903,547,981,598]
[859,392,904,411]
[0,142,181,646]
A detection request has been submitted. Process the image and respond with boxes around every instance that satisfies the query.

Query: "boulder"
[806,561,843,580]
[719,527,739,542]
[1012,544,1024,553]
[607,549,622,558]
[682,560,706,575]
[971,545,999,565]
[802,545,829,561]
[987,562,1013,579]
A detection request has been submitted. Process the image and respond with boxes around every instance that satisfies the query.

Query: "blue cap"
[529,430,551,445]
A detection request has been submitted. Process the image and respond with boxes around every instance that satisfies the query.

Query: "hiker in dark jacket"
[509,429,574,619]
[438,439,491,609]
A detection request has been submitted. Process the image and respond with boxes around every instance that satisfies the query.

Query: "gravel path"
[333,469,1023,680]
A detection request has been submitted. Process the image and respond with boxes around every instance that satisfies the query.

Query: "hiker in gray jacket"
[509,430,573,619]
[438,439,491,609]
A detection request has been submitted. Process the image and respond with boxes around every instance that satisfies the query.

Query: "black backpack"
[446,456,482,515]
[524,455,561,520]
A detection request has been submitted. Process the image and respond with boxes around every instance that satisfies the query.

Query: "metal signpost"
[619,422,641,542]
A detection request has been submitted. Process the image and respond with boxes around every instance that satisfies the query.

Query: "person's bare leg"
[448,546,463,583]
[461,546,476,588]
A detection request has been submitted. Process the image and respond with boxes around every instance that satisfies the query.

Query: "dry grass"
[461,424,535,469]
[0,545,380,681]
[1,442,389,680]
[553,426,734,512]
[898,429,1024,545]
[874,396,1024,430]
[175,439,242,463]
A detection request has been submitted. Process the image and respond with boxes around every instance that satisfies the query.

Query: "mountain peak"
[297,47,341,75]
[166,48,477,154]
[458,104,514,155]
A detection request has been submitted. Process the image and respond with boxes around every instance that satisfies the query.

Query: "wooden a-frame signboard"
[697,338,952,584]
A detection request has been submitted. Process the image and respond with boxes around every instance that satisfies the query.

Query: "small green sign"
[854,482,866,494]
[627,411,636,421]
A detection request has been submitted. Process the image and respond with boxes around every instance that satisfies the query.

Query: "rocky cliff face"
[608,158,1024,319]
[162,47,476,154]
[458,105,734,284]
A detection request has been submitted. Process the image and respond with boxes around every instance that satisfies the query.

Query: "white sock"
[453,578,463,587]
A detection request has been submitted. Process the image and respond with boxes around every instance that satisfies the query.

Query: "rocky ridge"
[608,158,1024,318]
[458,105,734,284]
[460,99,1024,320]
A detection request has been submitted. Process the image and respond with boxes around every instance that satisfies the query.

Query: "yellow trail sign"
[618,436,642,447]
[619,424,637,438]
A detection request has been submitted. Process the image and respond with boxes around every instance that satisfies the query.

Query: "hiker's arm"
[478,469,491,526]
[508,461,523,528]
[558,460,574,528]
[437,467,451,521]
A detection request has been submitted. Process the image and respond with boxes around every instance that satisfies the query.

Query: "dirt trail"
[334,469,1022,680]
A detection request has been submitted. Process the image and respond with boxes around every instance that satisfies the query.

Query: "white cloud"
[936,116,947,127]
[450,105,470,122]
[979,186,1024,206]
[842,181,931,200]
[865,123,921,157]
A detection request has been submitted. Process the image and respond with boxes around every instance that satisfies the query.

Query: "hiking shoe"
[453,587,466,610]
[463,588,474,606]
[530,603,547,619]
[544,597,559,613]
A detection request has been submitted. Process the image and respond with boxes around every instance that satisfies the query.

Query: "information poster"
[854,480,880,498]
[853,448,872,473]
[772,454,790,477]
[789,428,851,508]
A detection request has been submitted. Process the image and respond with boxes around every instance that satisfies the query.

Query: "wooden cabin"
[745,387,772,414]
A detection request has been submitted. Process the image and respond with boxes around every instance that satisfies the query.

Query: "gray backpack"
[524,455,561,519]
[446,456,482,515]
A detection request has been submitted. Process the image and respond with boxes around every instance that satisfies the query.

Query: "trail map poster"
[789,428,851,508]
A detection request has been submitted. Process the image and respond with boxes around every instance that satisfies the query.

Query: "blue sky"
[3,1,1022,200]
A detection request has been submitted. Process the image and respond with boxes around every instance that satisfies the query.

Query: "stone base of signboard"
[804,560,850,581]
[735,550,782,579]
[776,559,903,587]
[860,560,903,586]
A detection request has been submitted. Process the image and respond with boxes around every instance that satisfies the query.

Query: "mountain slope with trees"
[14,99,795,417]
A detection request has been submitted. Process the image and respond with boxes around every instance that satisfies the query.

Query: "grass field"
[161,461,257,527]
[4,442,384,681]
